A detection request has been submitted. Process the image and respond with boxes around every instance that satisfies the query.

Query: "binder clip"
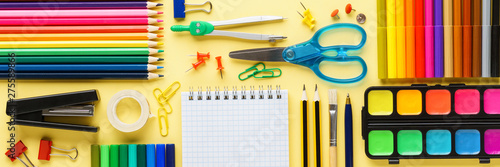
[6,90,100,132]
[174,0,212,18]
[5,140,36,167]
[38,139,78,161]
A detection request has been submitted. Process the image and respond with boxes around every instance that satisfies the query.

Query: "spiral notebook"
[181,86,289,167]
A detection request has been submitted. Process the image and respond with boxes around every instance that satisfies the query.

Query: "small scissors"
[229,23,367,84]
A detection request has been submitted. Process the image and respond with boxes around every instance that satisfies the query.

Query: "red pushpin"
[215,56,224,79]
[331,9,340,19]
[345,3,356,14]
[186,59,206,72]
[189,52,210,60]
[5,140,35,167]
[39,139,78,161]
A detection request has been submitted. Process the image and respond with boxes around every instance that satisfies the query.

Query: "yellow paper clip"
[153,81,181,137]
[298,2,316,29]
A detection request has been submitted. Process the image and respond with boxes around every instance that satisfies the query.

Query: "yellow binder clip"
[153,81,181,137]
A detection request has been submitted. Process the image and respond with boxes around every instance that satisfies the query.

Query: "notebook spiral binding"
[188,85,282,100]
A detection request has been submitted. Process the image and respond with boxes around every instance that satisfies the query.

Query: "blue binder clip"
[174,0,212,18]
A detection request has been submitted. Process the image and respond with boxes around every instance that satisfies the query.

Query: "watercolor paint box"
[362,84,500,164]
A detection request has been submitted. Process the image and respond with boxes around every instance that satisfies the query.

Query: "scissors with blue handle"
[229,23,367,84]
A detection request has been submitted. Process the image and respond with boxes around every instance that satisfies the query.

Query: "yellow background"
[1,0,500,166]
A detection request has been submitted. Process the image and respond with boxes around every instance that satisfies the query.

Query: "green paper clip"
[238,63,282,81]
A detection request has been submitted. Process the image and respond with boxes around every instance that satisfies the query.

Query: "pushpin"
[5,141,36,167]
[38,139,78,161]
[345,3,356,14]
[298,2,316,29]
[331,9,340,19]
[186,59,206,72]
[356,13,366,24]
[188,52,210,60]
[215,56,224,79]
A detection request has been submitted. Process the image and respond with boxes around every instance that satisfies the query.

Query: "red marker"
[216,56,224,79]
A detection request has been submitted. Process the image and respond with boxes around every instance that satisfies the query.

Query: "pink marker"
[0,9,162,18]
[0,18,162,26]
[425,0,435,78]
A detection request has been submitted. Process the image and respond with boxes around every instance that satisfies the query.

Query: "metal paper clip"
[174,0,212,18]
[153,81,181,137]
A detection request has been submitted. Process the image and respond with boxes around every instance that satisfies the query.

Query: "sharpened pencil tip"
[157,34,164,38]
[315,84,317,91]
[159,50,164,53]
[157,3,164,6]
[158,11,164,14]
[158,66,164,69]
[347,93,350,97]
[157,42,164,45]
[158,58,164,61]
[158,19,164,22]
[159,27,164,30]
[159,75,164,77]
[303,84,305,91]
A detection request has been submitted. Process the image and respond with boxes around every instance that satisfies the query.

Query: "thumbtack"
[345,3,356,14]
[356,13,366,24]
[331,9,340,19]
[297,2,316,29]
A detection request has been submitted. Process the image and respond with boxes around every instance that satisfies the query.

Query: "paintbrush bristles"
[329,89,337,105]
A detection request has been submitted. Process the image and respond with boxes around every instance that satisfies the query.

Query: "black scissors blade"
[229,47,286,62]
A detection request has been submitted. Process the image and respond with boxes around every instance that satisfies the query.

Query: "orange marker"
[463,0,472,77]
[472,0,482,77]
[186,59,206,72]
[406,0,416,78]
[453,0,463,77]
[216,56,224,79]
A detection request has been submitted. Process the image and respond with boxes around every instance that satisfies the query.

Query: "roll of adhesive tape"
[107,90,151,132]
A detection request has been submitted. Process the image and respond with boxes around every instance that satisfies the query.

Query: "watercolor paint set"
[362,84,500,164]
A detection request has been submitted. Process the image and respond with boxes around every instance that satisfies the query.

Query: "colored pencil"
[0,0,156,1]
[0,9,162,18]
[405,0,416,78]
[482,0,492,77]
[387,0,397,78]
[453,0,463,77]
[0,2,163,10]
[377,0,388,79]
[472,0,482,77]
[415,0,426,78]
[0,25,163,34]
[0,18,162,26]
[0,41,162,48]
[0,33,163,41]
[444,0,454,77]
[0,72,163,80]
[425,0,434,78]
[396,0,407,78]
[434,0,444,78]
[0,64,163,72]
[0,56,162,64]
[0,48,163,56]
[492,0,500,77]
[463,0,473,77]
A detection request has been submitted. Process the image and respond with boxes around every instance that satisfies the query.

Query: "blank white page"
[181,89,289,167]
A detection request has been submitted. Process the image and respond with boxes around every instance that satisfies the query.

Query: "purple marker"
[0,1,163,10]
[425,0,435,78]
[434,0,444,77]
